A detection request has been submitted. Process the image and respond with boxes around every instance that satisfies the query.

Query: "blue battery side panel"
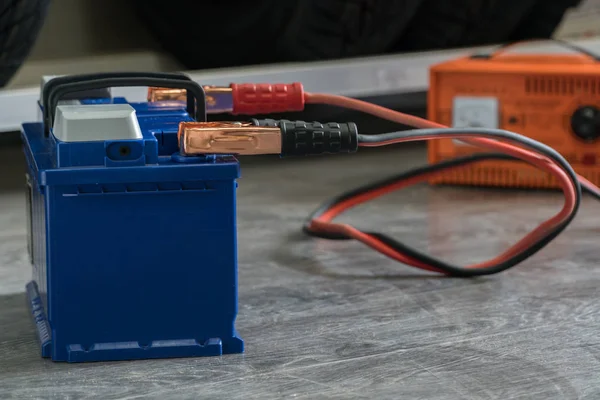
[25,168,51,357]
[22,105,244,362]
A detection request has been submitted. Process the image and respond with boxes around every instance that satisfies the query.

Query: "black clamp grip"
[42,72,205,136]
[253,119,358,156]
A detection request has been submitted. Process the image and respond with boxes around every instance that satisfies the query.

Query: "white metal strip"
[1,38,600,133]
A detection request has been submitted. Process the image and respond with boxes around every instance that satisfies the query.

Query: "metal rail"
[1,38,599,133]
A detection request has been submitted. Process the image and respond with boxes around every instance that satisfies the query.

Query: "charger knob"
[571,106,600,141]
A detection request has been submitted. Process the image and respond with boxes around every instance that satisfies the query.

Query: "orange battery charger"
[427,41,600,188]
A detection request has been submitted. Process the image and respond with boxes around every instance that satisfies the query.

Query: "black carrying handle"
[42,72,192,125]
[42,72,190,110]
[470,38,600,61]
[41,72,192,108]
[43,72,205,135]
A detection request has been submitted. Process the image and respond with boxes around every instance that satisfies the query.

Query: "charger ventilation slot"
[525,76,599,96]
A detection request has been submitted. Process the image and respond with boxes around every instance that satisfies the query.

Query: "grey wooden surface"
[1,144,599,399]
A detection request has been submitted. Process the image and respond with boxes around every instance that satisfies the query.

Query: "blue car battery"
[22,73,244,362]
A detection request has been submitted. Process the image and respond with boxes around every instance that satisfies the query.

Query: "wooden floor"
[1,144,599,399]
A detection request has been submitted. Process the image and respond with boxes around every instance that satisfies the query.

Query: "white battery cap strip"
[52,104,143,142]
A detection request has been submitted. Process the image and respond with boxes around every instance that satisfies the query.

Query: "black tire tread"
[137,0,423,68]
[137,0,579,70]
[508,0,583,41]
[277,0,423,61]
[0,0,50,87]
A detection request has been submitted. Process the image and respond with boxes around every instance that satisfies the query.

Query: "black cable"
[304,153,518,239]
[357,127,581,199]
[304,126,586,276]
[305,151,600,238]
[361,129,581,276]
[551,38,600,61]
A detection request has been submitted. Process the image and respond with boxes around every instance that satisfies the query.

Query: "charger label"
[452,96,499,146]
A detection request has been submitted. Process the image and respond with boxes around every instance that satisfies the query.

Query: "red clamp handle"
[231,82,305,115]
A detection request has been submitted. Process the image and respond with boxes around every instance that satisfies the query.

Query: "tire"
[137,0,578,69]
[393,0,575,52]
[0,0,51,87]
[508,0,583,41]
[274,0,423,61]
[135,0,424,69]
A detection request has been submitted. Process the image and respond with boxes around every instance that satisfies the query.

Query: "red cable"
[303,92,582,273]
[308,169,456,274]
